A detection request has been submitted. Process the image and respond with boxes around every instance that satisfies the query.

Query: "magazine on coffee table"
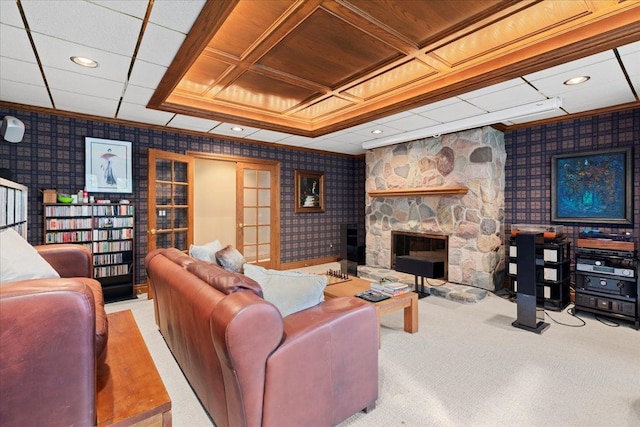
[355,290,391,303]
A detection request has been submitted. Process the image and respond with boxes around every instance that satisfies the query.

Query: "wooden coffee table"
[97,310,171,426]
[323,276,418,345]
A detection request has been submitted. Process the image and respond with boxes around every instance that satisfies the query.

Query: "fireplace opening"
[391,231,448,279]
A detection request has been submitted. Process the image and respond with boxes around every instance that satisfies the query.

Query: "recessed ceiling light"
[70,56,98,68]
[371,129,383,134]
[231,126,244,132]
[563,76,590,85]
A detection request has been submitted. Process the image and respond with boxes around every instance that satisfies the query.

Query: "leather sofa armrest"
[262,297,379,426]
[34,244,93,278]
[0,279,97,426]
[210,291,284,427]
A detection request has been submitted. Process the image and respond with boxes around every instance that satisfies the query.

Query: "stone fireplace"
[365,126,505,291]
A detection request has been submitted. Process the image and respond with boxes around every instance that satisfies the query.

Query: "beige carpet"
[107,288,640,427]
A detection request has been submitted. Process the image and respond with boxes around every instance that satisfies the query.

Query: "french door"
[147,149,194,297]
[236,162,280,269]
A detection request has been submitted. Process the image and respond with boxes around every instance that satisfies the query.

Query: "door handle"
[238,223,244,228]
[149,228,157,235]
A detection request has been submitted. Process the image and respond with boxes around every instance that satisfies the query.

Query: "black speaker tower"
[512,232,550,334]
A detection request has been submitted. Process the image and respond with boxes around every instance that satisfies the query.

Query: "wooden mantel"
[367,186,468,198]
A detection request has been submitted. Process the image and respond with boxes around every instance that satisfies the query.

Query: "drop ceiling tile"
[0,1,23,27]
[524,50,614,83]
[305,139,362,155]
[31,33,131,82]
[560,84,635,114]
[382,113,440,132]
[246,129,291,142]
[460,81,546,111]
[136,23,186,67]
[408,97,459,115]
[167,115,220,132]
[50,88,119,117]
[1,57,45,87]
[417,100,487,123]
[350,123,406,138]
[277,135,317,146]
[0,25,37,63]
[21,0,141,56]
[44,67,124,100]
[209,123,260,138]
[122,83,155,106]
[89,1,150,19]
[372,111,415,124]
[128,60,167,89]
[528,58,630,101]
[149,0,206,34]
[618,41,640,95]
[316,131,358,144]
[118,102,175,125]
[0,79,52,108]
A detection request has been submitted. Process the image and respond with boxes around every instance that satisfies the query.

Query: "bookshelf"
[44,202,135,302]
[0,178,28,239]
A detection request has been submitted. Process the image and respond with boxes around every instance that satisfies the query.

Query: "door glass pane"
[157,232,171,248]
[244,188,257,206]
[258,189,270,206]
[258,225,270,243]
[174,230,188,251]
[157,209,170,230]
[156,159,172,181]
[244,170,256,187]
[173,207,188,229]
[174,184,188,205]
[244,226,257,244]
[244,208,256,225]
[244,246,257,263]
[257,170,270,187]
[258,244,270,262]
[174,162,187,183]
[156,183,171,205]
[257,207,270,224]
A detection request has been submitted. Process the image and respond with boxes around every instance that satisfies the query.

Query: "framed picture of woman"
[294,170,324,213]
[85,137,133,193]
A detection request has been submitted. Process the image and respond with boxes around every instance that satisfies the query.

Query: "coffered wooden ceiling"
[149,0,640,137]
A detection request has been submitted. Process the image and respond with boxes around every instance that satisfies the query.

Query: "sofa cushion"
[215,245,246,273]
[189,240,222,262]
[186,259,262,297]
[243,264,327,317]
[0,228,60,284]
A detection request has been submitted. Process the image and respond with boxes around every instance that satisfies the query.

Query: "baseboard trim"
[280,256,340,270]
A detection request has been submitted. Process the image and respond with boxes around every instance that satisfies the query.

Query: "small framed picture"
[85,137,133,193]
[294,170,324,213]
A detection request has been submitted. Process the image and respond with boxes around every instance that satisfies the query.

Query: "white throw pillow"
[0,228,60,284]
[243,264,327,317]
[188,240,222,262]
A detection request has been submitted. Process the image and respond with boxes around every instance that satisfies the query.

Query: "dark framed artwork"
[85,137,133,193]
[551,147,633,224]
[294,170,324,213]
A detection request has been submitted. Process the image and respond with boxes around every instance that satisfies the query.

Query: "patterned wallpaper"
[504,108,639,250]
[2,105,637,287]
[0,106,365,285]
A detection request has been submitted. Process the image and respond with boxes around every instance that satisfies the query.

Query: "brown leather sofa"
[146,248,379,427]
[0,244,108,427]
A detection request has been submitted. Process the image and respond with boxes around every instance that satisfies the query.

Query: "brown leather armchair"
[0,244,108,427]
